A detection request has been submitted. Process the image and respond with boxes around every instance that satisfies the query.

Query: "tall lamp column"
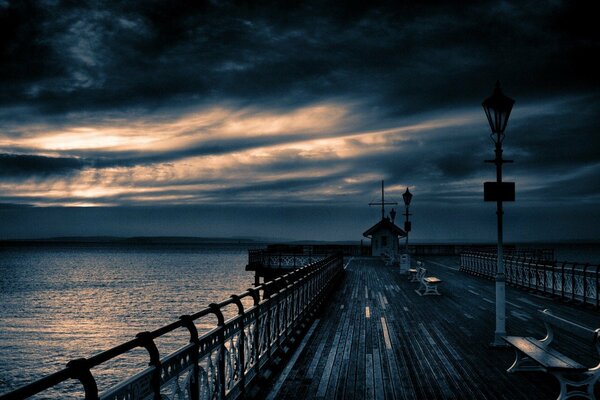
[402,188,412,254]
[482,81,515,347]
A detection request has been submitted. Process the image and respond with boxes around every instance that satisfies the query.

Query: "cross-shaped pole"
[369,180,398,220]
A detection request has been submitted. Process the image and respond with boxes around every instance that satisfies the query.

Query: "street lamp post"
[482,81,515,347]
[402,188,412,255]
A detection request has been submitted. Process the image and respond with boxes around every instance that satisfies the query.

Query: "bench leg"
[506,349,546,373]
[423,283,441,296]
[551,370,600,400]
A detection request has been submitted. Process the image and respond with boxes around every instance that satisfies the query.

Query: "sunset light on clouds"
[1,1,599,241]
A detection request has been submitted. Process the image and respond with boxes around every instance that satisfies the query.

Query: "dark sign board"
[484,182,515,202]
[404,221,412,232]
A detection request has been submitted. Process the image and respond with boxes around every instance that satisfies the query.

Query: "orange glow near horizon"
[0,102,480,206]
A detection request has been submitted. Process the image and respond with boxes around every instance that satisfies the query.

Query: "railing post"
[66,358,99,400]
[180,315,200,400]
[230,294,245,397]
[551,259,556,297]
[561,261,566,299]
[209,303,226,400]
[542,260,547,293]
[583,263,589,306]
[283,276,292,335]
[596,264,599,309]
[571,263,577,302]
[248,287,261,379]
[505,255,511,285]
[136,331,162,400]
[263,283,273,362]
[527,258,532,290]
[274,280,281,350]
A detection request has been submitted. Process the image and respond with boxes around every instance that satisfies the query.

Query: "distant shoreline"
[1,236,598,247]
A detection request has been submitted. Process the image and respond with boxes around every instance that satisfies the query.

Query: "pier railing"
[460,251,600,307]
[247,249,328,270]
[1,253,344,400]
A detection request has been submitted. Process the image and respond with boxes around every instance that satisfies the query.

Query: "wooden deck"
[271,256,600,400]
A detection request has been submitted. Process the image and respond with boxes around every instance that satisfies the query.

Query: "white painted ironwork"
[460,252,599,307]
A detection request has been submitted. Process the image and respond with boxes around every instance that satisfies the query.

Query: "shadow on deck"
[271,256,600,400]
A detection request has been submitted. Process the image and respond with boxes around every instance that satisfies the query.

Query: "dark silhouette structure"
[482,81,516,346]
[365,181,405,257]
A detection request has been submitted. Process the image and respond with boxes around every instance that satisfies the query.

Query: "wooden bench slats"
[503,336,586,370]
[416,266,441,296]
[503,309,599,400]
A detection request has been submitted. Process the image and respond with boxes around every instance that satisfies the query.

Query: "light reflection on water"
[0,244,256,398]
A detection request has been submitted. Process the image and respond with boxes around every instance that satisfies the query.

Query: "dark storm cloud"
[1,0,598,119]
[0,153,87,177]
[509,95,600,172]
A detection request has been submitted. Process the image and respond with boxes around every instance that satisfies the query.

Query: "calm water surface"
[0,244,256,398]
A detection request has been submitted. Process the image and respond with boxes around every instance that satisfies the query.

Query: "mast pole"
[381,180,385,220]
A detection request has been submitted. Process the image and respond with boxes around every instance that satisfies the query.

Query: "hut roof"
[362,218,406,238]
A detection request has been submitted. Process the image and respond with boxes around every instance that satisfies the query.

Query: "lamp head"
[482,81,515,137]
[402,187,412,206]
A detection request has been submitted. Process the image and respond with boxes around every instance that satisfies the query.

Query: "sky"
[0,0,599,242]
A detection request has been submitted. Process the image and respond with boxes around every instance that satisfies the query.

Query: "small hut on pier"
[363,215,406,257]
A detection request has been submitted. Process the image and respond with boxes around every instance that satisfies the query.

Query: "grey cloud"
[2,1,598,119]
[0,153,87,177]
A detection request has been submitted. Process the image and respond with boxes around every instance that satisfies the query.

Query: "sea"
[0,241,598,398]
[0,243,258,398]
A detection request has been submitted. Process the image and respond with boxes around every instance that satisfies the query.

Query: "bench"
[415,267,442,296]
[503,309,600,400]
[408,260,423,282]
[381,251,398,266]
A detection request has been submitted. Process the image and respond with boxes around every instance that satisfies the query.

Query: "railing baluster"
[551,259,556,297]
[561,261,566,299]
[583,263,589,306]
[596,265,599,309]
[135,331,161,400]
[230,294,245,398]
[66,358,98,400]
[179,315,200,400]
[571,263,577,302]
[247,287,261,380]
[208,303,225,400]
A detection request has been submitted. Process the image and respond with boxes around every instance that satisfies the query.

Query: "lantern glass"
[482,81,515,135]
[402,188,412,206]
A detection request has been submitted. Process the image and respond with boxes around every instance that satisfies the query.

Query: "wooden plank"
[316,321,342,397]
[325,306,350,398]
[365,353,375,400]
[274,256,600,400]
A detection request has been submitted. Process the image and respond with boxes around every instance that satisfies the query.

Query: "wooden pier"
[3,254,599,400]
[270,256,600,400]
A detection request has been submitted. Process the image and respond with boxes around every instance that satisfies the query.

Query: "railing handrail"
[460,251,600,308]
[1,252,344,400]
[461,250,595,270]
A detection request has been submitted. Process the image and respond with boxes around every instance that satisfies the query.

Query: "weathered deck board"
[275,256,600,400]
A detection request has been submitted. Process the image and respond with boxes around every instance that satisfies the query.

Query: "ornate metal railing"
[247,250,328,270]
[460,251,600,308]
[1,254,344,400]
